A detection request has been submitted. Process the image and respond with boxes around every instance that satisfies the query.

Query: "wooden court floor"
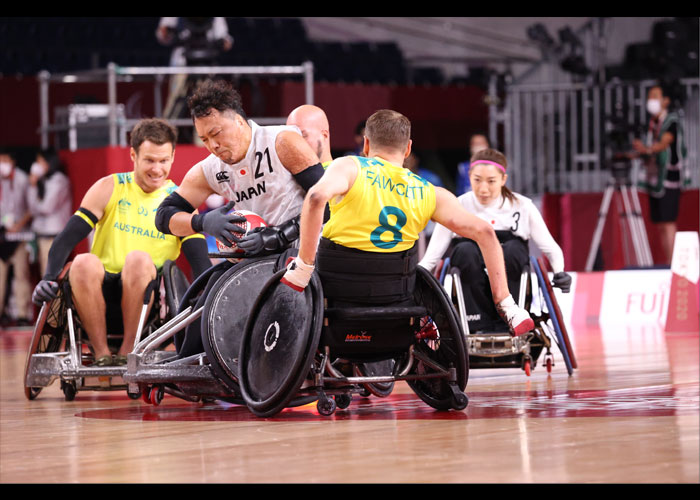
[1,322,698,484]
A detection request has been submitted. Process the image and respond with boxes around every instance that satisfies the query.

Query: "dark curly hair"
[187,79,246,119]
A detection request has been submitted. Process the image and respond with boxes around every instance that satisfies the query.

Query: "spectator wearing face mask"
[26,147,73,278]
[455,132,490,195]
[0,149,33,326]
[631,80,689,265]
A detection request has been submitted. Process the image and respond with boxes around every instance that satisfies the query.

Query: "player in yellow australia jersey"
[281,109,535,337]
[31,119,210,366]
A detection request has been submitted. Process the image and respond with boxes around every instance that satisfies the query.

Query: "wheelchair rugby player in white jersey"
[154,79,328,360]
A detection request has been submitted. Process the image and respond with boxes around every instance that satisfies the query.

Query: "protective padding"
[238,270,324,416]
[201,256,279,393]
[530,256,576,375]
[406,266,469,410]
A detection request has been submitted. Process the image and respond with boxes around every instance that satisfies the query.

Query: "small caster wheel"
[317,396,337,416]
[149,385,164,406]
[335,394,352,409]
[452,391,469,410]
[523,358,532,377]
[61,380,77,401]
[127,390,141,400]
[545,356,553,373]
[142,386,152,404]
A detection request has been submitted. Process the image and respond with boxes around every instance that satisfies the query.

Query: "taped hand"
[280,256,315,292]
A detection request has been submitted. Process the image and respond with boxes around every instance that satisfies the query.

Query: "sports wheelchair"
[438,255,576,377]
[123,249,469,417]
[23,259,191,401]
[122,254,283,405]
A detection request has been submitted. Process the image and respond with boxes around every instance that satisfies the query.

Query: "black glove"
[237,217,300,257]
[236,227,282,256]
[32,280,59,306]
[191,201,246,247]
[552,272,572,293]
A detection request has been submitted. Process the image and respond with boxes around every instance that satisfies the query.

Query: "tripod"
[585,163,653,271]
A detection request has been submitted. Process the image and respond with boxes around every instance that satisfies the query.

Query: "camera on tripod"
[174,17,227,66]
[603,114,644,182]
[586,113,653,270]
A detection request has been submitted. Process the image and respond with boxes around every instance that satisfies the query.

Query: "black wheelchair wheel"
[238,270,324,417]
[406,266,469,411]
[177,260,231,315]
[354,359,395,398]
[201,256,279,396]
[24,267,70,400]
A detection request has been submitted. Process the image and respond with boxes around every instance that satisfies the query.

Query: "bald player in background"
[287,105,333,166]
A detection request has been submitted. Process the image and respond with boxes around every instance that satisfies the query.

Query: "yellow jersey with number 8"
[321,156,436,252]
[75,173,200,274]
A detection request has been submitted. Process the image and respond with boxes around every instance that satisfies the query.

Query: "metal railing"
[37,61,315,149]
[488,76,699,197]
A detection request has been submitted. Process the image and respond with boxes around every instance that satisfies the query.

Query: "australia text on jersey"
[113,222,167,240]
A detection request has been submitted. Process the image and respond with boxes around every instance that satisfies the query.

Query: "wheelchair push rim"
[405,266,469,411]
[24,265,71,400]
[530,256,576,375]
[238,269,324,417]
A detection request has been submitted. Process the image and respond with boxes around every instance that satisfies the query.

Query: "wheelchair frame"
[123,253,470,417]
[24,260,190,401]
[123,256,281,406]
[442,256,576,376]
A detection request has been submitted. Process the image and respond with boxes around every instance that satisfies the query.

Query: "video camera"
[174,17,226,66]
[603,113,644,181]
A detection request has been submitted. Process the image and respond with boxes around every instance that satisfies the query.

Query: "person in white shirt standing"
[419,148,571,333]
[0,149,33,326]
[27,147,73,279]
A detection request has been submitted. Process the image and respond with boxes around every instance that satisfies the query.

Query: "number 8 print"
[370,206,407,249]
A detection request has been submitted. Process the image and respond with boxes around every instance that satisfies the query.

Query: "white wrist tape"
[280,257,315,292]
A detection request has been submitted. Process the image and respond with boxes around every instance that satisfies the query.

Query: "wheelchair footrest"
[466,332,531,357]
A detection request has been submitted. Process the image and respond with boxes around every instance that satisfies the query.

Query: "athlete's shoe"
[497,296,535,337]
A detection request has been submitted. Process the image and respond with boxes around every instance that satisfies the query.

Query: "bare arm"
[632,131,674,156]
[276,130,322,175]
[431,187,510,304]
[297,157,358,265]
[167,164,214,237]
[79,175,114,220]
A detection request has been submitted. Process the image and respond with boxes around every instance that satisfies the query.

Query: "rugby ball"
[215,209,268,256]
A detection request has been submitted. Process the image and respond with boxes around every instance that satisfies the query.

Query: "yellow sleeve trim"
[74,210,96,229]
[182,233,205,242]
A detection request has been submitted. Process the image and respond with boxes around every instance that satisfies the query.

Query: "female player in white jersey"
[419,148,572,333]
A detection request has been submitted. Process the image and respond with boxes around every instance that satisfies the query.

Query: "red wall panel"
[542,189,699,271]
